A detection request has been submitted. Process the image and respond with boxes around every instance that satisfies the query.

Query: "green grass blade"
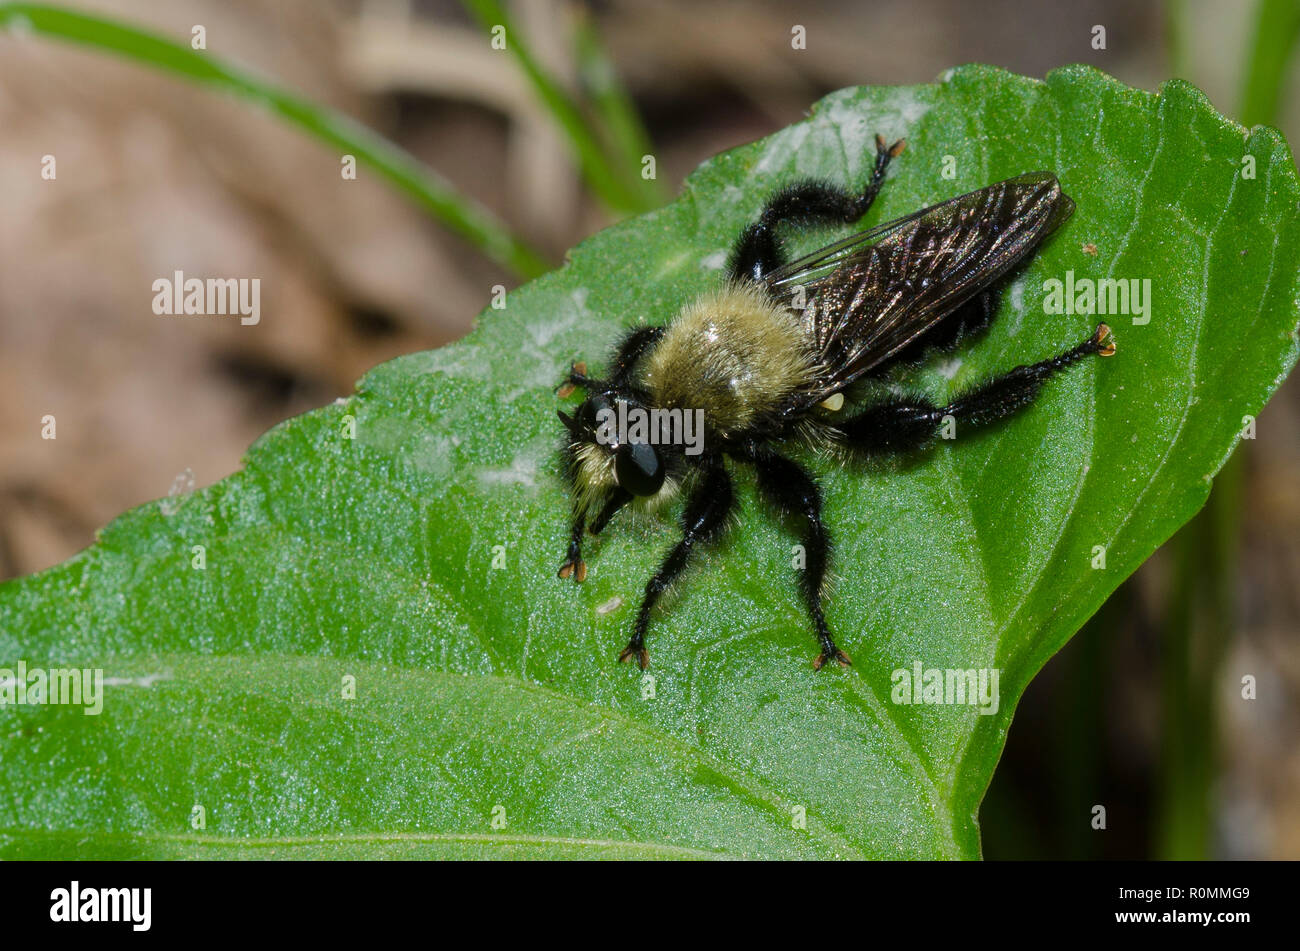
[1238,0,1300,127]
[0,2,548,279]
[1165,0,1188,79]
[460,0,652,215]
[573,8,667,208]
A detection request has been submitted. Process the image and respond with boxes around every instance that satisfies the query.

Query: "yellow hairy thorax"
[641,282,817,439]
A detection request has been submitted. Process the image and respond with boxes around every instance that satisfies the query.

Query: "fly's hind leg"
[838,324,1116,454]
[621,461,734,669]
[745,447,851,670]
[729,133,906,283]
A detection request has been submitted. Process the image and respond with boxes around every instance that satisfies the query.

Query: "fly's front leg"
[556,361,593,399]
[621,462,735,669]
[609,326,665,387]
[557,513,587,582]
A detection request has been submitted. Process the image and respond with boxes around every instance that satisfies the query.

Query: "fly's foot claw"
[875,133,906,158]
[1094,323,1117,357]
[556,361,589,397]
[557,559,587,582]
[618,642,650,669]
[813,647,853,671]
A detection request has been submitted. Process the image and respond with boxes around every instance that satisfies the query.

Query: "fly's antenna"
[556,409,583,438]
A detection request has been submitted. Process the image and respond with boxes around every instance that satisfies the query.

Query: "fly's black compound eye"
[614,442,665,497]
[577,394,613,434]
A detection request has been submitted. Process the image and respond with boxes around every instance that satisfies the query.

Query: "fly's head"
[558,387,668,503]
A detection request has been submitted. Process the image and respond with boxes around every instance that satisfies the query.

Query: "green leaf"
[2,65,1298,859]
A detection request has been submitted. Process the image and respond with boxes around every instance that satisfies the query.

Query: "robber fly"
[556,135,1114,670]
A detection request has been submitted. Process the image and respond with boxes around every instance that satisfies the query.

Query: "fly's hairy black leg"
[557,326,663,398]
[729,133,905,283]
[559,489,630,583]
[838,323,1116,454]
[745,447,852,671]
[836,398,943,454]
[556,361,597,398]
[621,461,735,669]
[556,439,589,582]
[609,325,665,387]
[557,513,587,582]
[870,289,998,376]
[590,488,632,535]
[944,324,1113,426]
[555,331,663,588]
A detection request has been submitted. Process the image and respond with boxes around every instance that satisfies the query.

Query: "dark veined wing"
[765,172,1074,409]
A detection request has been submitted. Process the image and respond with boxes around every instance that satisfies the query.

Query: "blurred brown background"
[0,0,1295,858]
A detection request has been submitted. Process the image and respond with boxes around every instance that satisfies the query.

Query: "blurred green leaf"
[1239,0,1300,127]
[573,6,668,208]
[2,65,1298,859]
